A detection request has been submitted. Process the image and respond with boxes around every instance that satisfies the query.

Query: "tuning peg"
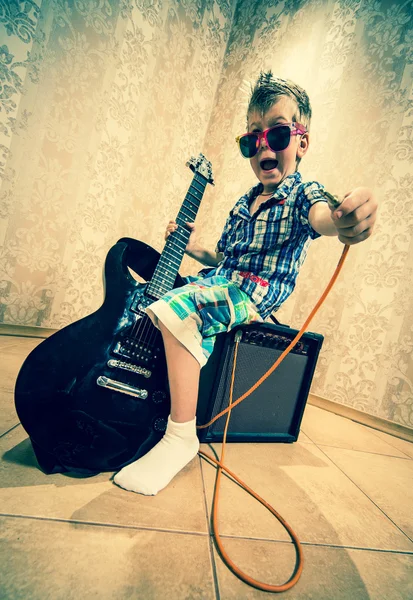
[186,156,197,171]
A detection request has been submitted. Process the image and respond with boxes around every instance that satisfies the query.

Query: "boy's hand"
[330,187,377,245]
[165,220,197,254]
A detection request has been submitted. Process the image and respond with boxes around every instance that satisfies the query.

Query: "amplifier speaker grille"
[197,323,323,443]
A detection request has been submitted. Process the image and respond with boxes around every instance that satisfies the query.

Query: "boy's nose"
[259,135,269,149]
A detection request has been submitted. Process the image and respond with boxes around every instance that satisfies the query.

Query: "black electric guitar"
[14,154,214,475]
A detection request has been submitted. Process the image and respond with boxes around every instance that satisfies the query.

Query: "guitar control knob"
[152,390,167,404]
[153,417,167,432]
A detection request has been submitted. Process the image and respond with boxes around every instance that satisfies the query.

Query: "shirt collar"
[245,171,302,205]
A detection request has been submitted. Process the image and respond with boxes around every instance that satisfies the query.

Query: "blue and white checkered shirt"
[203,172,327,319]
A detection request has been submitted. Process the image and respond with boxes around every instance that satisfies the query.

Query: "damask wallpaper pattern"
[0,0,412,428]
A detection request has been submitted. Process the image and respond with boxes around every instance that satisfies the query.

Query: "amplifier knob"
[254,332,264,345]
[262,333,273,346]
[152,390,167,404]
[153,417,167,432]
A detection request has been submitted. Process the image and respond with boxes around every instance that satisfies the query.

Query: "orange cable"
[197,243,350,592]
[198,244,350,429]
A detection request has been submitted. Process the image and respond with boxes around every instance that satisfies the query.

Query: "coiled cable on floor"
[197,243,350,593]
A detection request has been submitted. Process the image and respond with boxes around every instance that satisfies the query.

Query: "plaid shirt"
[202,172,327,319]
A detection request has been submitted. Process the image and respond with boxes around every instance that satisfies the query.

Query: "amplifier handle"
[268,314,282,325]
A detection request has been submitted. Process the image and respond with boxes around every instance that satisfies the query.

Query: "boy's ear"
[297,132,309,159]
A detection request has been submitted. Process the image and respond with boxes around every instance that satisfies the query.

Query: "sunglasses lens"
[267,126,291,152]
[239,134,258,158]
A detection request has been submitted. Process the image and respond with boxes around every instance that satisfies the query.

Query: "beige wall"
[1,0,412,429]
[0,0,235,325]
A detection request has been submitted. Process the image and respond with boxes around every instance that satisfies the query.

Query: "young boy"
[114,72,377,495]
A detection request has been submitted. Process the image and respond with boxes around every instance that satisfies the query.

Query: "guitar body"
[15,238,185,474]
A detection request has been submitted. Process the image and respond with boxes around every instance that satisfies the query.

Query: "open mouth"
[260,159,278,171]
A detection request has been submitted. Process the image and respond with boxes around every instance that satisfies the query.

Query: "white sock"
[113,416,200,496]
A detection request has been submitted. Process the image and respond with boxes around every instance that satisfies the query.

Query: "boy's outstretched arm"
[309,187,378,245]
[165,220,223,266]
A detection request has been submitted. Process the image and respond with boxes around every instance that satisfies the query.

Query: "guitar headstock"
[186,153,214,185]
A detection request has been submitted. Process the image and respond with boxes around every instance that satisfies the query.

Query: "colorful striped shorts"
[145,275,263,366]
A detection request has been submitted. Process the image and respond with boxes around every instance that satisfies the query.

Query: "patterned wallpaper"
[0,0,412,428]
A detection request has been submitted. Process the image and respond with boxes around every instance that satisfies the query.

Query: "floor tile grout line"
[0,422,21,439]
[216,534,413,555]
[367,427,412,460]
[315,442,412,461]
[300,429,412,460]
[0,512,210,537]
[4,512,411,558]
[199,455,221,600]
[311,443,413,546]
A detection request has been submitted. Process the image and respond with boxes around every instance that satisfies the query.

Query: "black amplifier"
[197,322,323,443]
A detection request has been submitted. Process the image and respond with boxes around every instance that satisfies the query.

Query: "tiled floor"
[1,335,412,599]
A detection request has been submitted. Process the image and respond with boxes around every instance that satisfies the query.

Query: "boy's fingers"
[338,214,375,236]
[165,221,194,242]
[334,200,375,227]
[338,225,374,245]
[165,222,178,239]
[333,195,362,218]
[333,188,376,221]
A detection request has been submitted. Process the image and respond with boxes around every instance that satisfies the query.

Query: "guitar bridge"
[107,359,151,378]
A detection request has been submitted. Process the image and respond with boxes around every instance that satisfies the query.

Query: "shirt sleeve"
[298,181,328,240]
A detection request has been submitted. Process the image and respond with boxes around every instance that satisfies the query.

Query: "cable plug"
[323,190,342,211]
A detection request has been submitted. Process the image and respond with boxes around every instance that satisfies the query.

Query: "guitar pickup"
[97,376,148,399]
[112,339,159,363]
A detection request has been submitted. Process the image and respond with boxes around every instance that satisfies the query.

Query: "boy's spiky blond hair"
[247,71,312,129]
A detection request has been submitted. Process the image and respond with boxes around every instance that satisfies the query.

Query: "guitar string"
[120,172,206,376]
[142,176,206,355]
[128,175,203,344]
[128,233,179,341]
[128,228,186,342]
[127,174,207,364]
[143,177,205,352]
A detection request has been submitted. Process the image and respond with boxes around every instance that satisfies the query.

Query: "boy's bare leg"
[161,322,201,422]
[113,322,200,495]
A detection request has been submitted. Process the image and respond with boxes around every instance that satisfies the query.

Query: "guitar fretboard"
[146,172,208,299]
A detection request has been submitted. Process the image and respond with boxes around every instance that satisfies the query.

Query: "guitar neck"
[146,172,208,299]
